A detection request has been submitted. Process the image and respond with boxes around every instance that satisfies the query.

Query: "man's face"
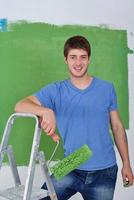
[65,48,89,78]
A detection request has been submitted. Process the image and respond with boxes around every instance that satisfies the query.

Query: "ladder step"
[0,185,49,200]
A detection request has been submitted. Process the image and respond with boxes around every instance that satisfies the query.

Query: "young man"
[15,36,133,200]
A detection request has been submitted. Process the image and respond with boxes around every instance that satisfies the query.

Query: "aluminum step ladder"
[0,113,58,200]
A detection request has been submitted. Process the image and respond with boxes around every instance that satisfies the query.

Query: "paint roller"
[46,132,92,180]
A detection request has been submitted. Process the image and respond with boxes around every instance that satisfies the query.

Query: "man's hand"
[40,108,56,136]
[122,164,134,187]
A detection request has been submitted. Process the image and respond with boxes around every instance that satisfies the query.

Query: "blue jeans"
[40,164,118,200]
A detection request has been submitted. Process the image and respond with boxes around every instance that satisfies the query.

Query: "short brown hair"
[64,35,91,59]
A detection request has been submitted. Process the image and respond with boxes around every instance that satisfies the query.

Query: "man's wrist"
[123,160,131,168]
[39,107,52,117]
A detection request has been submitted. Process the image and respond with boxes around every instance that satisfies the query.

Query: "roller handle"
[48,132,60,143]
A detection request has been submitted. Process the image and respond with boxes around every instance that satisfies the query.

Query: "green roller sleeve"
[50,144,92,180]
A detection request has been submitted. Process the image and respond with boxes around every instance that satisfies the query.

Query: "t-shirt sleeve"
[109,84,118,111]
[33,84,56,110]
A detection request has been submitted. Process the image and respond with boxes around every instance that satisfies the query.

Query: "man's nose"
[76,58,81,65]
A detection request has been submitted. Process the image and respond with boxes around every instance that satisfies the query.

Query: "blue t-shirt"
[34,77,118,170]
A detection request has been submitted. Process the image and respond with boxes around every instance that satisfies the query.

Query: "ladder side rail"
[7,145,21,186]
[39,151,58,200]
[23,115,42,200]
[0,114,15,168]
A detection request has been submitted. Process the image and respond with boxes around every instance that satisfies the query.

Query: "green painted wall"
[0,22,130,164]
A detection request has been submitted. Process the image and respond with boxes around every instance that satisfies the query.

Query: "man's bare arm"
[110,110,134,186]
[15,96,45,116]
[15,96,56,136]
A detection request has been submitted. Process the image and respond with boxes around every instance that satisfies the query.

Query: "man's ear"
[64,57,67,64]
[88,58,90,65]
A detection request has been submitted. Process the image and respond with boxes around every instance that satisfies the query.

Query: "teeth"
[74,67,82,70]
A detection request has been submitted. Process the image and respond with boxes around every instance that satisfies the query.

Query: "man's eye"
[82,56,87,59]
[70,56,75,59]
